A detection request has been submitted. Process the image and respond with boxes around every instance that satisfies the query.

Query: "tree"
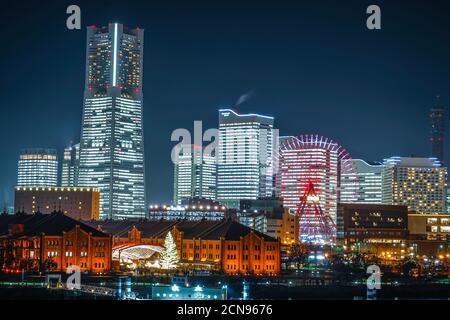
[42,258,57,272]
[288,244,308,269]
[159,232,179,270]
[402,256,418,276]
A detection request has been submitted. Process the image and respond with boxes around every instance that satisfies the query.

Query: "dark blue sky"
[0,0,449,206]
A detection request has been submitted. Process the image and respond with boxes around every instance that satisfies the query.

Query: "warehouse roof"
[86,218,277,242]
[0,211,108,238]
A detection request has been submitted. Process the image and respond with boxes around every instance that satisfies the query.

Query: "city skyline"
[1,1,450,207]
[2,0,450,305]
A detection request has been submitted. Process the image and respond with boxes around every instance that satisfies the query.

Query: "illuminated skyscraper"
[446,182,450,214]
[382,157,447,213]
[340,159,383,204]
[430,96,445,163]
[61,143,80,187]
[173,144,216,205]
[17,148,58,187]
[217,109,275,208]
[78,23,146,220]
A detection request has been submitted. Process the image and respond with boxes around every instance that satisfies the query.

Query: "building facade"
[447,182,450,214]
[61,143,80,187]
[0,212,111,273]
[17,148,58,187]
[87,219,280,275]
[14,186,100,220]
[408,213,450,256]
[173,145,216,205]
[78,23,146,220]
[237,197,298,246]
[340,159,383,204]
[382,157,447,213]
[148,199,227,221]
[239,197,283,212]
[217,109,275,208]
[337,203,409,262]
[238,209,298,246]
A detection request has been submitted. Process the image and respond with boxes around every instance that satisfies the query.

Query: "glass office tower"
[61,143,80,187]
[340,159,383,204]
[17,148,58,187]
[173,144,217,205]
[78,23,146,220]
[217,109,275,208]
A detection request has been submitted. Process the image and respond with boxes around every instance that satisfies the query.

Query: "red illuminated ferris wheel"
[275,134,356,244]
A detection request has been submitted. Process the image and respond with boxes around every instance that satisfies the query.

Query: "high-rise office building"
[430,96,445,163]
[17,148,58,187]
[446,182,450,214]
[173,144,216,205]
[78,23,146,220]
[382,157,447,213]
[340,159,383,204]
[217,109,275,208]
[61,143,80,187]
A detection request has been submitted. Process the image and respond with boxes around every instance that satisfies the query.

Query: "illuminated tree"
[159,232,179,270]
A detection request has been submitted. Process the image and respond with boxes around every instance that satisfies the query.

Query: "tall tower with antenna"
[78,23,146,220]
[430,95,445,163]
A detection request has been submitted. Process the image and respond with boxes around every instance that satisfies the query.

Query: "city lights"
[1,0,450,306]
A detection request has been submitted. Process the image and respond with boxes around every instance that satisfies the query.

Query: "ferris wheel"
[275,134,356,244]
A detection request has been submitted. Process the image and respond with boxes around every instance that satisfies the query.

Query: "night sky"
[1,0,449,206]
